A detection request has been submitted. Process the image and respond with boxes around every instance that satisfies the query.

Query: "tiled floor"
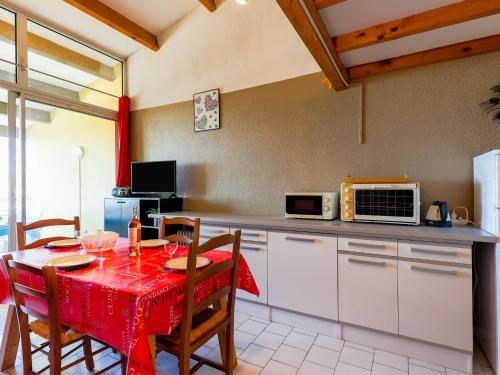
[0,306,495,375]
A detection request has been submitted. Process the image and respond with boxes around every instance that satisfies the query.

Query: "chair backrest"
[2,254,63,358]
[17,216,80,250]
[159,217,200,247]
[179,230,241,350]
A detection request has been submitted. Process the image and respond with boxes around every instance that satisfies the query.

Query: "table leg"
[0,305,19,371]
[214,298,237,370]
[148,335,156,362]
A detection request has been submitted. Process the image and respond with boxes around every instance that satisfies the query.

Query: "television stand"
[104,197,183,239]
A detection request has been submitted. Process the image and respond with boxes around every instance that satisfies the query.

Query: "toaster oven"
[341,182,420,225]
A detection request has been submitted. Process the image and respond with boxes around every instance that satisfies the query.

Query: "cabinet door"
[237,243,268,304]
[268,232,337,320]
[398,260,472,351]
[104,199,123,235]
[338,254,398,333]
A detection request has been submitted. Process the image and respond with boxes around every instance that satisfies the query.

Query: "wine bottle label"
[129,228,138,246]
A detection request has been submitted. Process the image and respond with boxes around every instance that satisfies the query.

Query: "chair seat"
[158,308,228,347]
[29,320,84,345]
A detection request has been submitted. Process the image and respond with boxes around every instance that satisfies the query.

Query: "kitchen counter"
[149,211,497,245]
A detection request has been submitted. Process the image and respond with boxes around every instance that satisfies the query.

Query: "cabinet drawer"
[199,224,230,238]
[339,254,398,334]
[398,241,471,265]
[338,236,397,257]
[398,260,472,351]
[230,227,267,243]
[268,232,338,320]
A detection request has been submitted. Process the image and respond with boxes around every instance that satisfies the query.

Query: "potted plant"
[146,208,161,227]
[481,84,500,123]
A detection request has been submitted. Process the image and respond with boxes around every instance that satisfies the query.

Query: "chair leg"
[224,326,234,375]
[49,346,62,375]
[178,354,190,375]
[120,354,127,375]
[82,337,95,371]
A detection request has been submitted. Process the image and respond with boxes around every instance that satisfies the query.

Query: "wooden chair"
[159,217,200,247]
[1,254,126,375]
[156,230,241,375]
[16,216,80,250]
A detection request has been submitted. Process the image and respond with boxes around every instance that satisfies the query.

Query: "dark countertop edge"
[149,211,498,245]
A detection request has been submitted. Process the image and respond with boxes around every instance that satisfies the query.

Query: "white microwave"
[341,182,420,225]
[285,192,339,220]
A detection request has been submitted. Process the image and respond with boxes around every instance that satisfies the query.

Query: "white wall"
[126,0,320,110]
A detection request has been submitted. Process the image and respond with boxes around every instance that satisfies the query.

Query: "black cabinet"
[104,197,183,239]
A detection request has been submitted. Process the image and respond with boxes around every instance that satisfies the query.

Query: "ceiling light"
[236,0,249,5]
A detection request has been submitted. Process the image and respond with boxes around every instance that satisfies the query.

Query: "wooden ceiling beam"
[63,0,159,51]
[348,34,500,80]
[314,0,347,10]
[276,0,349,90]
[199,0,217,12]
[335,0,500,52]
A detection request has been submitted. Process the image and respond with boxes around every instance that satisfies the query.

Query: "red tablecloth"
[0,238,259,375]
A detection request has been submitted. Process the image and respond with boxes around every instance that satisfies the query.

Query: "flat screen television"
[131,160,176,194]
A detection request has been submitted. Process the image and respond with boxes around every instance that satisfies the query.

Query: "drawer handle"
[410,247,457,256]
[410,265,457,276]
[347,258,386,267]
[240,245,262,251]
[203,229,225,234]
[347,241,386,250]
[285,236,316,243]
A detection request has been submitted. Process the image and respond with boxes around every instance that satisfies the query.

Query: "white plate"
[166,256,211,270]
[48,239,80,248]
[47,255,97,269]
[141,239,169,248]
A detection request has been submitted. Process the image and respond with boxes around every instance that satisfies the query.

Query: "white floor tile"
[251,316,272,325]
[339,347,373,370]
[235,330,257,350]
[194,345,213,357]
[272,344,307,368]
[204,335,220,349]
[344,341,375,354]
[409,358,445,373]
[254,331,285,350]
[283,331,316,351]
[306,345,340,369]
[374,349,408,371]
[261,360,297,375]
[334,362,370,375]
[372,363,408,375]
[266,322,293,337]
[297,361,334,375]
[292,327,317,337]
[235,312,251,325]
[239,320,269,336]
[240,344,275,367]
[196,365,224,375]
[409,364,445,375]
[234,359,263,375]
[314,334,344,352]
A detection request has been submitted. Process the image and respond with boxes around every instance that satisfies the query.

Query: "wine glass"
[165,242,178,259]
[75,229,87,255]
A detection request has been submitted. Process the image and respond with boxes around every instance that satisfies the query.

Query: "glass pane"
[25,100,115,239]
[0,7,16,83]
[27,20,122,111]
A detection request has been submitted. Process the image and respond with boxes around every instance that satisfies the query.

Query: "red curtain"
[116,96,131,187]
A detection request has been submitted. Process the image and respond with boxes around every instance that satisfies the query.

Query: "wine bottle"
[128,206,141,256]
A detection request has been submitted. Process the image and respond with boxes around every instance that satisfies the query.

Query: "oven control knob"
[345,204,349,210]
[324,198,331,203]
[324,206,331,212]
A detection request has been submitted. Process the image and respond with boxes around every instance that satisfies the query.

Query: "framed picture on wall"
[193,89,220,132]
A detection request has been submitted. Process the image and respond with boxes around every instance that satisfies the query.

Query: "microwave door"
[354,188,417,223]
[286,195,323,217]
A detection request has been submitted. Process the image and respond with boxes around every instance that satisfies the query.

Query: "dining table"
[0,237,259,375]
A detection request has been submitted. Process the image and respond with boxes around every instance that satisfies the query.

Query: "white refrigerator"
[474,149,500,373]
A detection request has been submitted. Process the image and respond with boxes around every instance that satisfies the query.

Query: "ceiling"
[319,0,500,67]
[2,0,199,58]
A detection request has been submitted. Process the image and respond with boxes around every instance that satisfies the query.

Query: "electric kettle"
[424,201,452,227]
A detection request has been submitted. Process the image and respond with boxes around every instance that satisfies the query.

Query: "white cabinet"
[236,242,268,304]
[339,236,397,257]
[199,224,230,238]
[398,241,471,265]
[338,254,398,333]
[398,260,473,351]
[230,227,267,243]
[268,232,338,320]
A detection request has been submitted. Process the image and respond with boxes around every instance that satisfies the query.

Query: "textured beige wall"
[130,52,500,217]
